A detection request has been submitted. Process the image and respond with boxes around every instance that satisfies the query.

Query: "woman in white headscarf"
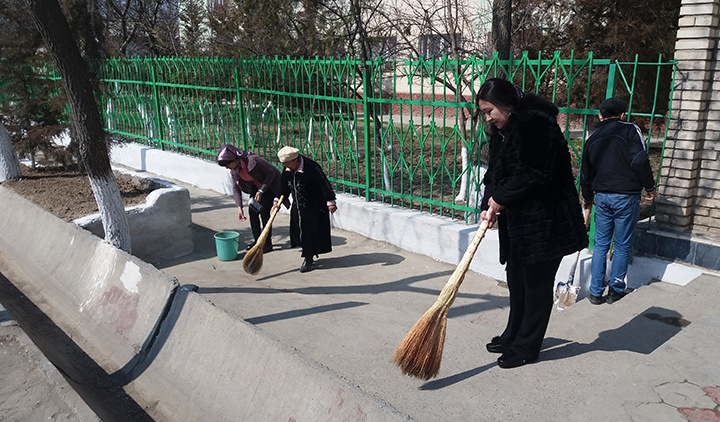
[276,146,337,272]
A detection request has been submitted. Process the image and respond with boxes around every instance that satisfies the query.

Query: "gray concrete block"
[75,173,193,263]
[125,291,408,422]
[0,187,179,373]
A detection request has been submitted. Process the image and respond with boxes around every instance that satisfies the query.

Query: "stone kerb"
[0,186,179,373]
[74,171,193,264]
[125,290,409,422]
[109,142,705,284]
[0,185,409,422]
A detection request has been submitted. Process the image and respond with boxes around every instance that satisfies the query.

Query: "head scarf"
[217,144,250,163]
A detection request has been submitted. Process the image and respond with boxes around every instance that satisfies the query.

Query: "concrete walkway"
[150,177,720,422]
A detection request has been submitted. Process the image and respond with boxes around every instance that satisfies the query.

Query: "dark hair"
[218,159,234,167]
[477,78,521,111]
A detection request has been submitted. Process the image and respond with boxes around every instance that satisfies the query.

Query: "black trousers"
[249,190,277,247]
[499,256,563,360]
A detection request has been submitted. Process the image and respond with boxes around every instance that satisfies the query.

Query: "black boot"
[299,256,314,273]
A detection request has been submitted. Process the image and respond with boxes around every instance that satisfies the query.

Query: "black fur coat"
[482,94,588,265]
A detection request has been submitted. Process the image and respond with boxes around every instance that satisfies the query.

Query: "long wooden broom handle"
[565,208,593,283]
[256,195,285,239]
[436,219,490,306]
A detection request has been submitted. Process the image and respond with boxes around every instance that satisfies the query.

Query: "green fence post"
[233,65,249,151]
[362,64,371,201]
[150,59,165,150]
[605,63,617,99]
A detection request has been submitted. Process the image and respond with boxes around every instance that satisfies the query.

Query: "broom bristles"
[242,244,264,275]
[392,303,448,380]
[241,195,284,275]
[393,220,489,380]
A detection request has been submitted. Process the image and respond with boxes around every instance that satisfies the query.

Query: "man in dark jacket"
[580,98,656,305]
[276,146,337,272]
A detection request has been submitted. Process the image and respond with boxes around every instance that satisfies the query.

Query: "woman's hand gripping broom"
[242,195,284,275]
[393,219,490,380]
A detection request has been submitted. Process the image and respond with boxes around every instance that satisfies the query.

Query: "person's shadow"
[540,305,690,361]
[421,306,689,390]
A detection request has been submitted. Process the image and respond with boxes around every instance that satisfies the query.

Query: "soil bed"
[2,165,153,222]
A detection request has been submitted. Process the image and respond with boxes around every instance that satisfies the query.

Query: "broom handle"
[566,208,592,285]
[256,195,285,241]
[436,219,490,307]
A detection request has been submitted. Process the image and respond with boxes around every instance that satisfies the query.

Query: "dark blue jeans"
[589,192,640,296]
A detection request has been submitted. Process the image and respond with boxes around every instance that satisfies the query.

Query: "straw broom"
[393,219,490,380]
[242,195,284,275]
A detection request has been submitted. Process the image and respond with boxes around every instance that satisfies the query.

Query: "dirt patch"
[2,165,154,222]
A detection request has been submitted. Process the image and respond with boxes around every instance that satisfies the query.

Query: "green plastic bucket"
[214,231,239,261]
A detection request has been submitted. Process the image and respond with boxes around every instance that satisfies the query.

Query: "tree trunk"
[0,122,22,182]
[492,0,512,60]
[25,0,131,253]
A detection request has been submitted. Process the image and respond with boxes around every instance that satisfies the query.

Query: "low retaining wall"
[75,171,193,264]
[0,186,408,421]
[110,141,707,289]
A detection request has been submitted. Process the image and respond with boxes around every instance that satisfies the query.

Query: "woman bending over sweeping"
[218,144,283,253]
[478,78,588,369]
[276,146,337,273]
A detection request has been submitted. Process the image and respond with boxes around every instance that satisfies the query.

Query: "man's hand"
[328,204,337,214]
[254,191,263,202]
[645,190,657,201]
[237,207,247,221]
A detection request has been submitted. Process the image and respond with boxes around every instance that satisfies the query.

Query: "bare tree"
[100,0,179,56]
[370,0,491,204]
[0,121,21,182]
[25,0,131,253]
[492,0,511,59]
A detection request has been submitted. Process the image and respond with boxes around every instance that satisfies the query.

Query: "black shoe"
[486,336,507,354]
[299,256,314,273]
[587,293,605,305]
[606,288,627,304]
[246,242,256,251]
[497,350,536,369]
[263,244,273,253]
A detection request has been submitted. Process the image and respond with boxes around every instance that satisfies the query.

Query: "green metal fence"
[96,53,677,225]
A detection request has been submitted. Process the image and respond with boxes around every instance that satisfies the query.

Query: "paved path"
[0,303,98,421]
[151,179,720,422]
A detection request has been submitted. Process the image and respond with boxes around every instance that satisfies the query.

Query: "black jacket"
[580,118,656,202]
[482,94,588,265]
[279,155,336,257]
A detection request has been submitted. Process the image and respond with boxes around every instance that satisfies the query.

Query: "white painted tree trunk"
[89,174,131,252]
[324,119,336,160]
[455,145,469,202]
[275,108,281,146]
[27,0,131,253]
[0,122,22,182]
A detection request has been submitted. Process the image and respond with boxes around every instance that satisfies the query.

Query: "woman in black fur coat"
[478,78,588,369]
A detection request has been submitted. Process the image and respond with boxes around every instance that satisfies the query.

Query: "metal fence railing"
[91,53,677,225]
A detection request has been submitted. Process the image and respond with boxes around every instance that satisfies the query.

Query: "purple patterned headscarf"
[217,144,250,165]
